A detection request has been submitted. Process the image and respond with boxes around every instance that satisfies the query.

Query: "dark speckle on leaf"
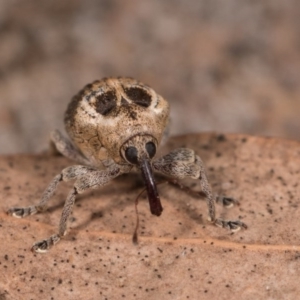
[216,134,226,142]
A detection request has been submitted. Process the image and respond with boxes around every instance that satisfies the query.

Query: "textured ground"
[1,133,300,300]
[1,1,300,153]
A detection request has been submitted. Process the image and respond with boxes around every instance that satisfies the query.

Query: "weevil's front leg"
[31,187,77,253]
[152,148,247,231]
[31,164,127,253]
[50,129,91,165]
[7,165,96,218]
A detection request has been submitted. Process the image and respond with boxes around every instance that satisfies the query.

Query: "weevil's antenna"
[132,180,168,245]
[132,187,146,244]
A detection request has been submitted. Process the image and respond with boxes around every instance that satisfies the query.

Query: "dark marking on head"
[95,90,117,115]
[64,89,85,126]
[124,87,152,107]
[121,97,130,106]
[130,111,137,120]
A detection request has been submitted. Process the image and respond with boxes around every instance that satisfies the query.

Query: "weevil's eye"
[95,91,117,115]
[125,146,139,164]
[124,87,152,108]
[145,142,156,159]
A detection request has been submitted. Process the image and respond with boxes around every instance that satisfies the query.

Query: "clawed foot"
[216,196,238,208]
[214,219,247,232]
[31,234,61,253]
[7,206,38,218]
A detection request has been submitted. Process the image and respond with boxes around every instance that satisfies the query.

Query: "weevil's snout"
[138,157,163,216]
[121,136,162,216]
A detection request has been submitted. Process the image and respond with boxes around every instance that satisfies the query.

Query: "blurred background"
[0,0,300,154]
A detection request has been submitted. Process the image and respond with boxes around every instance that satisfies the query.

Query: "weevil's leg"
[31,187,77,253]
[50,129,90,165]
[31,164,129,253]
[7,165,96,218]
[165,179,238,208]
[7,174,63,218]
[152,148,247,231]
[196,161,216,222]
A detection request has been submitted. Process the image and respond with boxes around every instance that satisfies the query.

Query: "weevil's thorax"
[64,77,170,165]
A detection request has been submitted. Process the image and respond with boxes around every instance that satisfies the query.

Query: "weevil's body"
[65,78,170,167]
[8,77,246,253]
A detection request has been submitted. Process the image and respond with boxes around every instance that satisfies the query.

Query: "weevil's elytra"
[7,76,247,253]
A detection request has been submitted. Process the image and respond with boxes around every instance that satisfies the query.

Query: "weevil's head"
[65,77,169,165]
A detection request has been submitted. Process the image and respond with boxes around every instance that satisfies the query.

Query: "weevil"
[7,77,246,252]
